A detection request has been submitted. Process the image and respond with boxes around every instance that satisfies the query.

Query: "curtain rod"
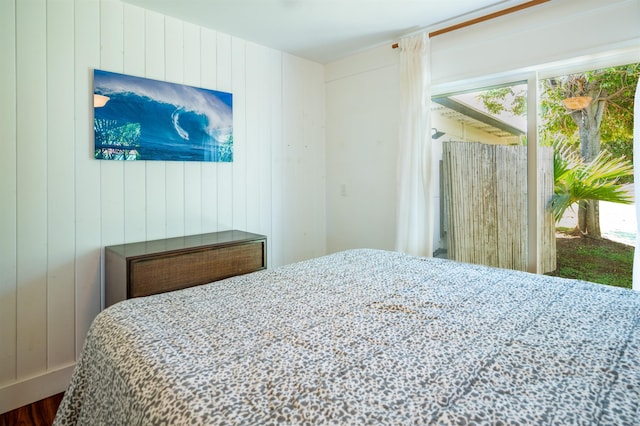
[391,0,550,49]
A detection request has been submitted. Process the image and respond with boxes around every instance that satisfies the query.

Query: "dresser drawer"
[129,242,265,298]
[105,230,267,307]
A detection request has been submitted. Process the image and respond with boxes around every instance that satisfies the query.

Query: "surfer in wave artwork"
[93,69,233,162]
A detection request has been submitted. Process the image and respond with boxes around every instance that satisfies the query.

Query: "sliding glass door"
[432,61,637,287]
[539,64,637,288]
[432,80,555,274]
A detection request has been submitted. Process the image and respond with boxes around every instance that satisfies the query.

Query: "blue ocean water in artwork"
[93,69,233,162]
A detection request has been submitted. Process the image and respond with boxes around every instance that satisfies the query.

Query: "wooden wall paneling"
[123,3,147,244]
[183,23,201,89]
[307,61,326,260]
[99,0,126,251]
[280,55,296,264]
[73,0,102,359]
[230,37,246,232]
[164,16,186,238]
[282,56,326,263]
[259,49,278,266]
[99,0,124,73]
[244,43,261,234]
[164,16,184,83]
[143,10,165,80]
[305,58,325,259]
[184,165,203,236]
[144,162,167,240]
[183,23,203,236]
[46,0,76,367]
[122,4,146,102]
[216,33,234,231]
[16,0,48,377]
[164,157,185,237]
[1,0,330,412]
[200,28,218,233]
[0,0,17,385]
[268,50,283,268]
[256,48,274,247]
[297,58,318,260]
[144,10,167,241]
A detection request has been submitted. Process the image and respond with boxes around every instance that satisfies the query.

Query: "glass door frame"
[432,45,637,273]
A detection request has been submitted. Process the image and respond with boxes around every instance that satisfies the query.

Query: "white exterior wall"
[0,0,325,413]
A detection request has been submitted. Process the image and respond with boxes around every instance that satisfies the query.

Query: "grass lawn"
[546,229,634,289]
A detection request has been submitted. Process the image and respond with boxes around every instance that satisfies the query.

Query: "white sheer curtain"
[633,78,640,291]
[395,33,433,257]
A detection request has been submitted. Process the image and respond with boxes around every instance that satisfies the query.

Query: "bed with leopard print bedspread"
[54,249,640,425]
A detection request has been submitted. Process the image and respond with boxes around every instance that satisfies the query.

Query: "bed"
[54,249,640,425]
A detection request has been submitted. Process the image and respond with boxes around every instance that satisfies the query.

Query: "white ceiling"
[122,0,533,64]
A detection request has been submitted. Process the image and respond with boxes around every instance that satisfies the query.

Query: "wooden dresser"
[105,230,266,307]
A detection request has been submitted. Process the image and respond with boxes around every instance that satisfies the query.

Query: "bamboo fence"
[442,141,556,273]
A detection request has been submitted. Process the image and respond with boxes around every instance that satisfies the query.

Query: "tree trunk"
[578,200,601,237]
[572,99,606,238]
[578,201,587,233]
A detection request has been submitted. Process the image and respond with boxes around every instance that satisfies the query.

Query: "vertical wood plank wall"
[443,142,555,272]
[0,0,18,395]
[0,0,326,413]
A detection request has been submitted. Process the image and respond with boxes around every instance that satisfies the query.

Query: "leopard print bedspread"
[54,249,640,425]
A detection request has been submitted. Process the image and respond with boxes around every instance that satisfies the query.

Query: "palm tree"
[479,64,639,237]
[548,141,633,226]
[541,65,639,236]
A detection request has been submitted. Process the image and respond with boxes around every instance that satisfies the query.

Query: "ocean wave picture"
[93,69,233,162]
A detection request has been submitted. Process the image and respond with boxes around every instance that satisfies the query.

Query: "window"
[431,58,638,287]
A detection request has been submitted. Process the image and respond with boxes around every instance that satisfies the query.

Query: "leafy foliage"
[94,119,142,160]
[540,64,640,151]
[548,142,633,222]
[477,86,527,116]
[217,134,234,162]
[477,64,639,155]
[604,139,634,184]
[94,119,141,147]
[477,64,638,234]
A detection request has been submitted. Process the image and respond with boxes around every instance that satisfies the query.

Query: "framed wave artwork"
[93,69,233,162]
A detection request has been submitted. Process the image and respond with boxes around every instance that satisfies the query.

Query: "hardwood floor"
[0,393,64,426]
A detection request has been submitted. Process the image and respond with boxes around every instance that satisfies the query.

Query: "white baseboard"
[0,363,75,415]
